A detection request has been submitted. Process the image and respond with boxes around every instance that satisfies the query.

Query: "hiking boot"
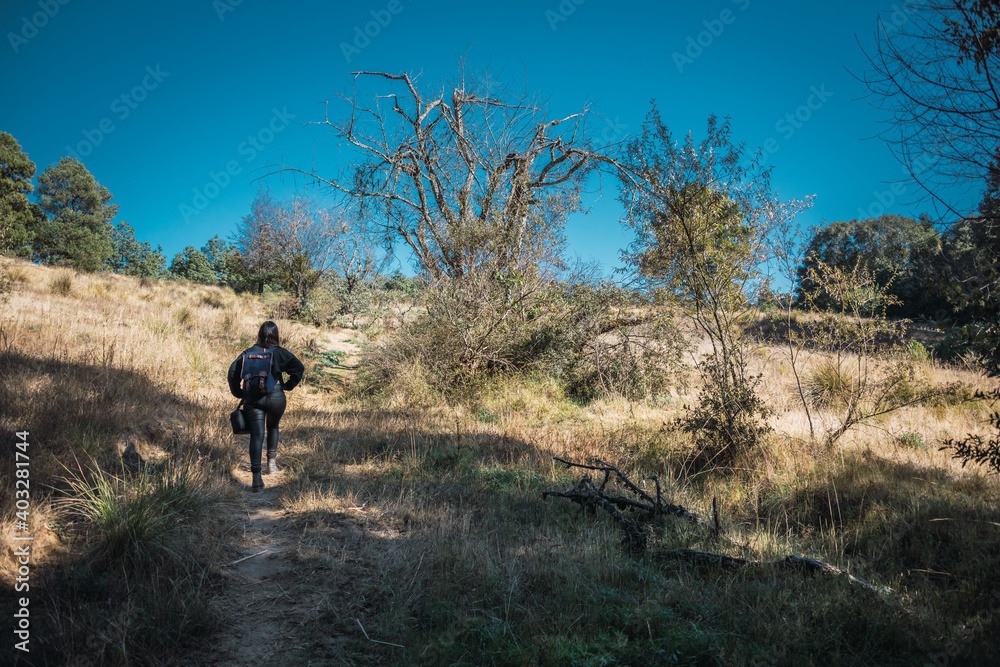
[266,457,278,475]
[251,471,265,492]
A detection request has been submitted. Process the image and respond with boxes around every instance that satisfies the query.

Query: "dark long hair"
[256,321,280,349]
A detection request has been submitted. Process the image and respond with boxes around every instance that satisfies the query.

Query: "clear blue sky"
[0,0,961,275]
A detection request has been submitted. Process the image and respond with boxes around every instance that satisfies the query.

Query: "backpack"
[240,348,278,398]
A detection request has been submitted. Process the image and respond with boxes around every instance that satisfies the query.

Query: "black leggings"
[245,388,286,473]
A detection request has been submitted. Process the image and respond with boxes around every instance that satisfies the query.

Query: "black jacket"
[228,345,305,398]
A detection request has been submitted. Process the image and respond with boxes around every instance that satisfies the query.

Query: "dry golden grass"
[3,256,1000,665]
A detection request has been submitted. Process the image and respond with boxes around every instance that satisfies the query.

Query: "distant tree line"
[0,132,407,309]
[792,162,1000,355]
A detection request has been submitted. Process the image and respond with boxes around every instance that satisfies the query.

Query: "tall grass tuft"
[59,461,221,568]
[38,460,226,665]
[50,270,74,296]
[803,359,858,407]
[5,262,30,283]
[175,304,194,327]
[220,304,244,333]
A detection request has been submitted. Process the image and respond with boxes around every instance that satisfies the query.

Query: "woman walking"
[228,321,305,492]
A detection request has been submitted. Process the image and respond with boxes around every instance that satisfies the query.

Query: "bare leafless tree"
[281,64,626,280]
[861,0,1000,217]
[328,211,388,297]
[270,198,343,301]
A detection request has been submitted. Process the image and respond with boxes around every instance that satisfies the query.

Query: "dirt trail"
[203,462,373,665]
[196,337,378,665]
[200,467,310,666]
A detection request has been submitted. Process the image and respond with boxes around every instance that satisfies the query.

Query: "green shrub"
[319,349,348,367]
[907,339,931,364]
[475,408,498,423]
[357,276,683,401]
[896,431,927,449]
[676,356,772,468]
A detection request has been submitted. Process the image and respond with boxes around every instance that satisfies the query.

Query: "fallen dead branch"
[543,457,880,594]
[545,457,709,526]
[655,549,879,593]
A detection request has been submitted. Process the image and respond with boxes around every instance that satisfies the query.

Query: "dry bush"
[358,276,683,403]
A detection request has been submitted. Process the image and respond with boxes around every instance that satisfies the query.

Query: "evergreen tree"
[231,187,281,293]
[107,221,165,278]
[200,234,234,284]
[939,151,1000,370]
[168,246,216,283]
[0,132,42,256]
[33,157,118,271]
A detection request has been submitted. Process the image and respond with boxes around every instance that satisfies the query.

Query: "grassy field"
[2,258,999,666]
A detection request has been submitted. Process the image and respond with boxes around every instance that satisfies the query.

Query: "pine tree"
[33,157,118,271]
[168,246,216,283]
[108,222,166,277]
[0,132,42,256]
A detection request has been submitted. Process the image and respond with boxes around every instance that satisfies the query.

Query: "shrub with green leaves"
[676,356,772,467]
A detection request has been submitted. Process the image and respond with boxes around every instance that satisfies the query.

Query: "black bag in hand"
[230,399,249,435]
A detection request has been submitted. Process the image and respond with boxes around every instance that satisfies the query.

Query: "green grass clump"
[60,462,221,567]
[896,431,927,449]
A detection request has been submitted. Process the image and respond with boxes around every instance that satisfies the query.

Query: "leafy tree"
[795,214,946,319]
[942,389,1000,474]
[168,246,215,283]
[937,151,1000,369]
[384,269,422,294]
[200,234,235,284]
[0,132,42,256]
[617,107,809,463]
[33,157,118,271]
[107,221,165,277]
